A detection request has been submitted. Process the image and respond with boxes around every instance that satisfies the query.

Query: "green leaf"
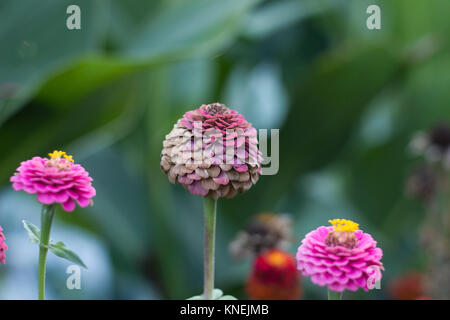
[211,289,223,300]
[22,220,41,244]
[186,288,237,300]
[218,295,238,300]
[22,220,87,268]
[49,241,88,269]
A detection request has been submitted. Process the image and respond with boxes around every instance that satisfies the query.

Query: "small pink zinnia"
[10,150,96,212]
[296,219,383,293]
[0,226,7,264]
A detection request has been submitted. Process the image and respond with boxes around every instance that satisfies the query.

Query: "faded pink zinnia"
[0,226,7,264]
[161,103,262,199]
[296,219,384,292]
[10,150,96,212]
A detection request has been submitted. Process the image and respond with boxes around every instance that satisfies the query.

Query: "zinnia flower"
[410,123,450,169]
[230,213,292,259]
[296,219,384,292]
[10,150,96,212]
[405,166,436,201]
[246,249,301,300]
[0,226,7,264]
[161,103,262,199]
[389,271,425,300]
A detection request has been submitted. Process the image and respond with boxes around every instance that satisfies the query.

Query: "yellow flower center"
[48,150,74,163]
[266,251,289,268]
[47,150,74,170]
[329,219,359,233]
[325,219,359,249]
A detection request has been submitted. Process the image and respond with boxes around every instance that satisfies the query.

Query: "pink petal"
[62,199,76,212]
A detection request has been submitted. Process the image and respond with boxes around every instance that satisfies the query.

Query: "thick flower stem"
[203,197,217,300]
[38,204,55,300]
[328,289,343,300]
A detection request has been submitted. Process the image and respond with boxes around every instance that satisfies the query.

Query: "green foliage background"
[0,0,449,299]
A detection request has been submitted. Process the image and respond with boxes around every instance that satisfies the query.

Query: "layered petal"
[0,226,7,264]
[161,103,263,199]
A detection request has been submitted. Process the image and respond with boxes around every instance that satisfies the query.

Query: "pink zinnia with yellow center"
[10,150,96,212]
[296,219,384,292]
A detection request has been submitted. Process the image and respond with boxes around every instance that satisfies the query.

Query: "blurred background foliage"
[0,0,449,299]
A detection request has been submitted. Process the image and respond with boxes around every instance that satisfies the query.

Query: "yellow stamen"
[266,251,288,268]
[48,150,65,159]
[328,219,359,233]
[48,150,74,163]
[63,154,74,163]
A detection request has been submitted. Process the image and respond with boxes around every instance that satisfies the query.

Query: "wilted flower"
[246,249,301,300]
[389,271,425,300]
[405,166,436,201]
[408,124,450,299]
[429,124,450,151]
[420,226,450,299]
[296,219,384,292]
[410,123,450,169]
[161,103,262,199]
[230,213,292,259]
[10,150,96,212]
[0,226,7,264]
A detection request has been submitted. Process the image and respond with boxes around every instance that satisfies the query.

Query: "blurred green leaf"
[244,0,335,39]
[79,149,151,267]
[125,0,263,60]
[22,220,41,244]
[390,0,450,48]
[0,71,148,184]
[224,43,402,216]
[1,0,262,127]
[34,57,141,107]
[346,138,409,227]
[0,0,105,125]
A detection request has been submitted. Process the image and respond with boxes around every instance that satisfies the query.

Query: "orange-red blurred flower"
[389,271,425,300]
[246,249,301,300]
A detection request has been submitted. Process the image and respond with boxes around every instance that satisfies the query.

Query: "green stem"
[203,197,217,300]
[38,204,55,300]
[328,289,343,300]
